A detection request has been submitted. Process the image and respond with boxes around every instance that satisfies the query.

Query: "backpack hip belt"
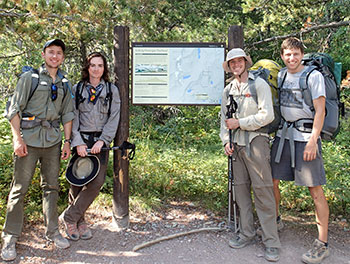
[21,118,60,129]
[288,118,313,133]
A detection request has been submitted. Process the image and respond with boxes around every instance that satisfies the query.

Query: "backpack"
[249,59,282,134]
[75,81,113,117]
[279,53,343,140]
[4,66,73,117]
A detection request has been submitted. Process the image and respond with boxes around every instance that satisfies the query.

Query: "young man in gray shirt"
[271,37,329,264]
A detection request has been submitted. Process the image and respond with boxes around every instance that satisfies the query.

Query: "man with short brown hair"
[271,37,329,264]
[1,39,74,261]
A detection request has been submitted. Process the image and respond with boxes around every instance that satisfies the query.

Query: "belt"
[21,118,60,129]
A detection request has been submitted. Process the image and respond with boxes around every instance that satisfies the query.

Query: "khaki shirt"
[71,80,121,147]
[220,72,274,146]
[6,66,74,148]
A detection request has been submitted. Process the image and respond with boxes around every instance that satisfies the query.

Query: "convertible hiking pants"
[232,136,281,248]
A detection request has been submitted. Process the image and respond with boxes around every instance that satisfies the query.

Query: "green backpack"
[249,59,282,134]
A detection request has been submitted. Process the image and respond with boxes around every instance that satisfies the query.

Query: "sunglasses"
[51,84,58,101]
[89,87,96,102]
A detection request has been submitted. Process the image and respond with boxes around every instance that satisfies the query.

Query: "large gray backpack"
[278,53,343,140]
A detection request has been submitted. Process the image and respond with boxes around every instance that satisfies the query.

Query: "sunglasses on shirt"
[51,84,58,101]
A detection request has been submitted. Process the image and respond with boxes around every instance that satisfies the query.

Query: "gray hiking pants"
[232,136,281,248]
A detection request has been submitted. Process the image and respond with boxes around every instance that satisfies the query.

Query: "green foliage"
[128,139,226,208]
[1,0,350,228]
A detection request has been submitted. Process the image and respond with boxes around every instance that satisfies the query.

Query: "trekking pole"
[226,94,239,232]
[86,141,136,160]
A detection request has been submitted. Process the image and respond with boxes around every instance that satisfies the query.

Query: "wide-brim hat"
[222,48,253,73]
[66,154,100,187]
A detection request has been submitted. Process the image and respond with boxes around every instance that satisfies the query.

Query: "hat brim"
[66,154,100,187]
[223,55,253,73]
[43,39,66,52]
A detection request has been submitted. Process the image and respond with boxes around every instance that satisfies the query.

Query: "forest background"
[0,0,349,229]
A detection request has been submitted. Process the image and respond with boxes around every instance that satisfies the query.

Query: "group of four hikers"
[1,37,329,264]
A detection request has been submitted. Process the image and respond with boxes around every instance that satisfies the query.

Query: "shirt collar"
[39,64,67,79]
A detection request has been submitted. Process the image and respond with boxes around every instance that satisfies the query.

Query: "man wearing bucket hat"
[1,39,74,261]
[220,48,281,261]
[60,52,121,241]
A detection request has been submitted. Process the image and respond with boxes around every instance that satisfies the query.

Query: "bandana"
[87,83,104,104]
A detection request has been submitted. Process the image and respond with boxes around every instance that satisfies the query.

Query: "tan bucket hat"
[222,48,253,73]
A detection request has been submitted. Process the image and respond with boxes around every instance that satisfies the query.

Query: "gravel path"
[2,202,350,264]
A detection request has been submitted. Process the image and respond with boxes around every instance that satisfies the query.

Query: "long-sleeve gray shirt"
[71,80,121,147]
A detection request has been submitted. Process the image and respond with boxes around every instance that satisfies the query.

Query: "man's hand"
[61,141,71,160]
[90,140,104,154]
[13,137,28,157]
[224,142,234,156]
[225,118,240,130]
[303,139,318,161]
[77,144,88,157]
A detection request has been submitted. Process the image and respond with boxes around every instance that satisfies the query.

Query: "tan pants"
[2,143,62,243]
[232,136,280,248]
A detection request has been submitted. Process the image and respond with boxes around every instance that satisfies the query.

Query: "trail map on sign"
[132,43,225,105]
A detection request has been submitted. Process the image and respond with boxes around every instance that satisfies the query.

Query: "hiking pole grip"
[85,141,136,160]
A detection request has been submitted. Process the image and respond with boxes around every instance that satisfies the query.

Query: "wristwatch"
[64,139,71,144]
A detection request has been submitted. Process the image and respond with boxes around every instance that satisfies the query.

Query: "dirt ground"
[2,201,350,264]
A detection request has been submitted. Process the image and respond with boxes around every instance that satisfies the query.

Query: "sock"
[319,239,328,247]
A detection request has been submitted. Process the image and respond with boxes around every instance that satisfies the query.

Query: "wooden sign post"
[228,25,244,49]
[112,26,130,229]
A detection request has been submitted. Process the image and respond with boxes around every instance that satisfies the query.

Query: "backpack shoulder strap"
[299,66,317,110]
[278,67,288,89]
[75,81,85,110]
[248,75,258,105]
[248,70,267,105]
[28,69,40,102]
[57,71,74,98]
[106,82,113,118]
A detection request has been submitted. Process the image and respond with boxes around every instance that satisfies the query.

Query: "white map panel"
[132,43,225,105]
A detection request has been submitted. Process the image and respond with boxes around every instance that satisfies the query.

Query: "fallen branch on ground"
[132,227,225,252]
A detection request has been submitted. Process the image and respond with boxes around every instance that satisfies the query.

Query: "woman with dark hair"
[60,52,121,241]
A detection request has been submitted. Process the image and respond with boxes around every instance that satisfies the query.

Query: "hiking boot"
[59,213,79,241]
[78,221,92,240]
[48,233,70,249]
[265,247,280,262]
[302,239,330,264]
[257,216,284,236]
[229,234,255,249]
[1,242,16,261]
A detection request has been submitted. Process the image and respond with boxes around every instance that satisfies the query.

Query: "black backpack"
[75,81,113,117]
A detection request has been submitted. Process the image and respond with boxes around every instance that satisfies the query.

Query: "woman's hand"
[77,144,88,157]
[90,140,104,154]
